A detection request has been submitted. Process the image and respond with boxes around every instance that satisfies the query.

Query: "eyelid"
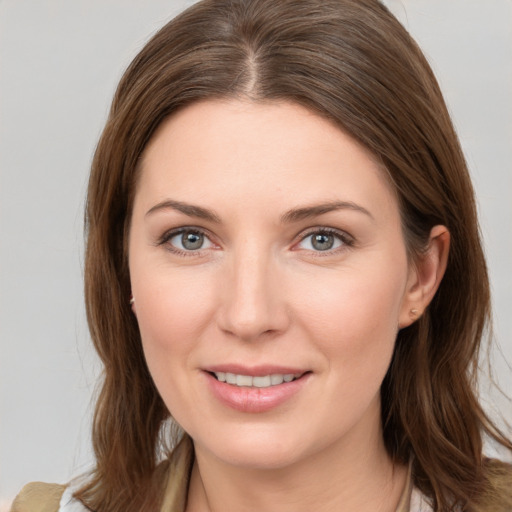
[157,226,218,256]
[292,226,355,253]
[156,225,354,256]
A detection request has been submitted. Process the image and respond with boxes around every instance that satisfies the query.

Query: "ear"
[398,225,450,329]
[130,294,137,316]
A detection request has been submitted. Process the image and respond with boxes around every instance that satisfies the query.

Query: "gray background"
[1,0,511,507]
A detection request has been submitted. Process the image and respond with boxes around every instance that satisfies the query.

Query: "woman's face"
[129,100,418,469]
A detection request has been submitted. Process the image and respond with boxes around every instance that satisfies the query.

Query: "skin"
[128,100,449,512]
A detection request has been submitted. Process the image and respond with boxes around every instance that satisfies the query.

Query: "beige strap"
[160,435,194,512]
[10,483,66,512]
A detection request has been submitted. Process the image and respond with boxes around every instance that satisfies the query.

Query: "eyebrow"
[280,201,374,223]
[145,199,221,223]
[145,199,373,223]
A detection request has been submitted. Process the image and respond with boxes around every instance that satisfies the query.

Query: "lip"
[204,364,307,377]
[203,367,311,413]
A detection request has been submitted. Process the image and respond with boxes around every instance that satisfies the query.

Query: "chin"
[214,443,304,470]
[192,423,324,471]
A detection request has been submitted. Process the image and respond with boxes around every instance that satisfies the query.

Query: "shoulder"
[10,483,88,512]
[10,483,66,512]
[479,457,512,512]
[409,459,512,512]
[409,487,433,512]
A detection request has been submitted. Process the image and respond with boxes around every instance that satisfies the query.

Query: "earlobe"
[398,225,450,328]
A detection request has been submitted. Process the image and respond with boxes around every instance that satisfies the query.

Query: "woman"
[11,0,512,511]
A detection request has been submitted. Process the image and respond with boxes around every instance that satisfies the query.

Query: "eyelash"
[157,227,216,257]
[295,227,355,255]
[157,226,355,256]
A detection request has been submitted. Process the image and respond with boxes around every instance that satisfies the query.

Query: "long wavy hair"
[77,0,512,510]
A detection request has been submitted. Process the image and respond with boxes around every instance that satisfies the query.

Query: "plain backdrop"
[1,0,511,506]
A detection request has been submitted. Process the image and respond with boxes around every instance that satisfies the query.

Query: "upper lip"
[203,364,309,377]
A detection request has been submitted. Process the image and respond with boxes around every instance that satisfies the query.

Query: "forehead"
[136,99,398,221]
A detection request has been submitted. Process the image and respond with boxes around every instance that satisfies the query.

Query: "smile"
[213,372,302,388]
[205,369,311,413]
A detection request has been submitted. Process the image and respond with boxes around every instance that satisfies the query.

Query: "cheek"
[291,257,406,369]
[130,267,221,426]
[131,264,218,373]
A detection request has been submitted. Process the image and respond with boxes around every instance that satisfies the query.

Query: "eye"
[296,229,353,252]
[165,228,214,252]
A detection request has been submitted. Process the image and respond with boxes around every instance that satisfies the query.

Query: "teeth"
[253,376,271,387]
[213,372,301,388]
[236,374,253,387]
[270,374,284,385]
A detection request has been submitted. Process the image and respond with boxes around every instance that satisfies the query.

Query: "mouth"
[209,371,306,388]
[203,368,312,413]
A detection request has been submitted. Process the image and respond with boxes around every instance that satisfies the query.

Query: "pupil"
[182,231,203,250]
[312,233,334,251]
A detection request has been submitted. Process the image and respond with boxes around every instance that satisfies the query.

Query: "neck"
[186,411,408,512]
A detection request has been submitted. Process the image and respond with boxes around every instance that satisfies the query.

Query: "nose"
[216,243,290,342]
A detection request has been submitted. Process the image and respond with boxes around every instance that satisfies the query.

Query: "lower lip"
[204,372,311,413]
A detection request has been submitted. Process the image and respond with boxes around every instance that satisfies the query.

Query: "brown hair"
[78,0,512,510]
